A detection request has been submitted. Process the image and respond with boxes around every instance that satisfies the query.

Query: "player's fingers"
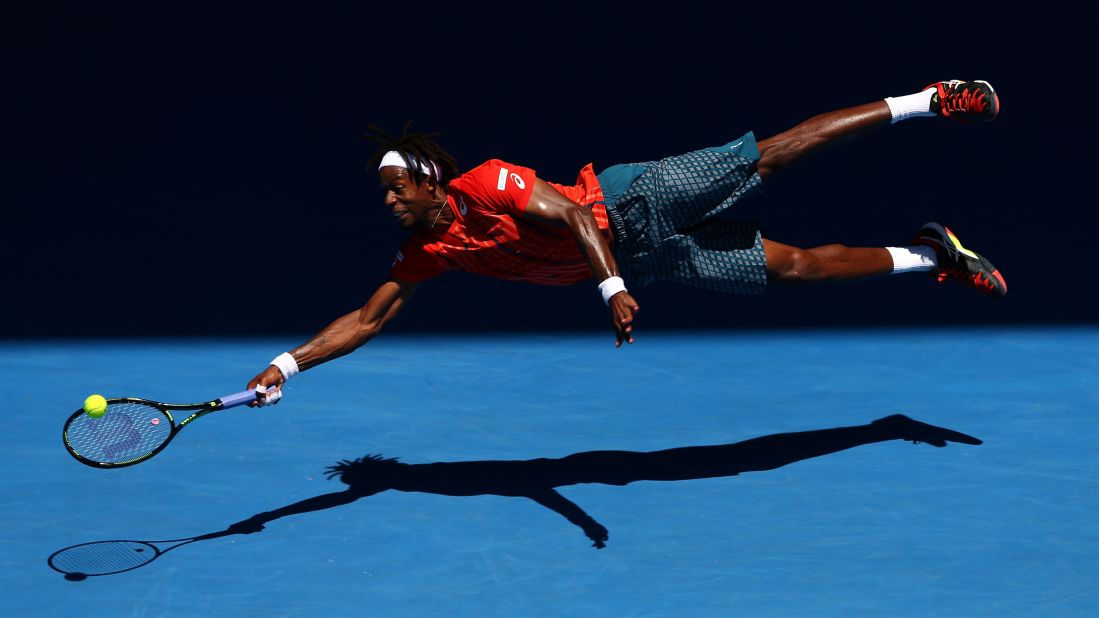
[247,383,264,407]
[613,304,636,345]
[256,384,283,407]
[615,317,635,346]
[246,376,264,406]
[616,293,640,312]
[266,386,283,406]
[253,384,269,407]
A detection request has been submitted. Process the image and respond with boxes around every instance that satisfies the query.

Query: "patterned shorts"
[599,132,767,294]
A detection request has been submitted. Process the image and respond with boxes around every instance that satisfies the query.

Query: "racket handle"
[218,389,262,409]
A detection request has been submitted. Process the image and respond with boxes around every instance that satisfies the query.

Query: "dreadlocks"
[366,122,459,186]
[324,454,403,486]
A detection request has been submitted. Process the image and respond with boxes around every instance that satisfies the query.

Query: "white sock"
[886,246,938,274]
[884,89,936,124]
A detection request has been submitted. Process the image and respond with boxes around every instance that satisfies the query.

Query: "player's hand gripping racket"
[62,389,266,468]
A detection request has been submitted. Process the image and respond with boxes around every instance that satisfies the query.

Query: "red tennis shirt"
[389,159,609,286]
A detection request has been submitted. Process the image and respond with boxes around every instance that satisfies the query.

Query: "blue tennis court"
[3,327,1097,616]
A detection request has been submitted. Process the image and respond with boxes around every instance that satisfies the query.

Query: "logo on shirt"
[458,196,468,215]
[393,250,404,266]
[496,167,526,191]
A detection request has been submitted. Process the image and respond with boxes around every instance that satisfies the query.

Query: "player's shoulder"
[461,158,525,176]
[462,159,539,182]
[451,159,529,192]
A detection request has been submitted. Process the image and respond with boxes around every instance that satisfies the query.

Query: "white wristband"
[598,276,627,305]
[270,352,299,380]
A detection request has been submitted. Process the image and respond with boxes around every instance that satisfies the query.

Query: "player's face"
[379,166,437,230]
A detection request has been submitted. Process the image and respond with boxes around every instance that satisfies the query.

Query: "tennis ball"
[83,394,108,418]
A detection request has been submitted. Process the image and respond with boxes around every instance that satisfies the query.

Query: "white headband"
[378,150,439,180]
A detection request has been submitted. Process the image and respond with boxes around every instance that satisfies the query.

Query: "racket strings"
[49,541,158,575]
[64,402,172,464]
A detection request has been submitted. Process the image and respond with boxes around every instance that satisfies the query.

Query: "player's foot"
[914,222,1007,296]
[924,80,999,123]
[872,414,983,447]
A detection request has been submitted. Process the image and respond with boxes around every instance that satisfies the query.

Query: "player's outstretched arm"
[247,278,419,402]
[527,488,609,548]
[524,179,640,347]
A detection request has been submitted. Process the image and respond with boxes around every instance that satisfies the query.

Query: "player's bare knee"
[770,248,820,283]
[758,130,822,178]
[808,244,848,260]
[757,140,794,177]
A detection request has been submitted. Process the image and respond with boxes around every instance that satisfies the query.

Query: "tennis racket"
[48,530,232,579]
[62,389,263,469]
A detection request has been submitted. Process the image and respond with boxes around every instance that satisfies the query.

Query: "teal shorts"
[598,132,767,294]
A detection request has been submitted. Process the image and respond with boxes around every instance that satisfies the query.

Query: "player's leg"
[763,220,1006,296]
[756,80,999,180]
[556,416,979,484]
[647,218,998,296]
[763,239,897,283]
[716,415,982,474]
[757,101,891,180]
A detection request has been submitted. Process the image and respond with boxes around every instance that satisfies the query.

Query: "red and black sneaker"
[925,80,1000,123]
[914,222,1007,297]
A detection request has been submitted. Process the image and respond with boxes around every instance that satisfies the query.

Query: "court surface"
[3,327,1097,616]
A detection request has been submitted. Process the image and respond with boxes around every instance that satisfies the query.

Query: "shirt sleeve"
[389,236,446,283]
[451,159,537,216]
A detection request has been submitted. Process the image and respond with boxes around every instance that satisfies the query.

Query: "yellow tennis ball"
[83,394,108,418]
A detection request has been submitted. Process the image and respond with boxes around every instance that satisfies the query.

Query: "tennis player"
[248,80,1004,404]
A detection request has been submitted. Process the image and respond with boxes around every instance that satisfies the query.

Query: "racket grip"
[219,389,261,409]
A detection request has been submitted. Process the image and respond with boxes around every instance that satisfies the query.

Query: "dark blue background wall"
[4,2,1095,337]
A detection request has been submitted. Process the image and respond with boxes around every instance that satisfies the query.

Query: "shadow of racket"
[48,529,235,580]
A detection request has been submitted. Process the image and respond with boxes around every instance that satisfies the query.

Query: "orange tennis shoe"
[913,222,1007,297]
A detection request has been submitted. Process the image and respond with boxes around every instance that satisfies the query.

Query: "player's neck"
[424,193,454,231]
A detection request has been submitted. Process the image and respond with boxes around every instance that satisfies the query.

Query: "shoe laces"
[937,268,996,293]
[941,83,990,115]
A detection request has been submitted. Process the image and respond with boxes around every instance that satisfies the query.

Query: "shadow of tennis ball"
[64,572,88,581]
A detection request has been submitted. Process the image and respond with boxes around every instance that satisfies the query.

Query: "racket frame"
[62,391,256,469]
[48,530,229,577]
[47,539,174,576]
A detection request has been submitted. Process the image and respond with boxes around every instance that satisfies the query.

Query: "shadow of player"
[228,413,980,548]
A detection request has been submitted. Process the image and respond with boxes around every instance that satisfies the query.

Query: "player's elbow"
[353,313,386,342]
[359,319,385,341]
[563,203,596,229]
